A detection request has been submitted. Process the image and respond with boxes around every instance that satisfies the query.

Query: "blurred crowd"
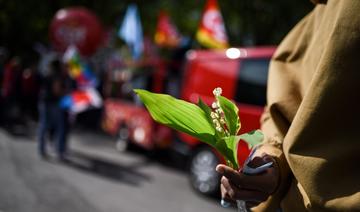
[0,45,97,160]
[0,47,41,133]
[0,45,84,135]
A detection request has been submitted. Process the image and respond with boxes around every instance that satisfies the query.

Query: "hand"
[216,155,279,208]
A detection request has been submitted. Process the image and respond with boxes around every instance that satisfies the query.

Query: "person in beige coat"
[216,0,360,211]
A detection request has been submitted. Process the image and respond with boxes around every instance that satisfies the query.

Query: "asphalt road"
[0,128,230,212]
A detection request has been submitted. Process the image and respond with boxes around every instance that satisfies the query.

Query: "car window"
[109,66,154,101]
[234,58,270,106]
[131,66,154,91]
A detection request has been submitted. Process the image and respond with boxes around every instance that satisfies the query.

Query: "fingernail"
[216,165,224,174]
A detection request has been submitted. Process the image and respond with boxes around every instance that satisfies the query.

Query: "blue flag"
[118,4,143,60]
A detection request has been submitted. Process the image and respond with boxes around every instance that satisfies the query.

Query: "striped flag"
[61,46,102,114]
[196,0,228,49]
[63,46,97,88]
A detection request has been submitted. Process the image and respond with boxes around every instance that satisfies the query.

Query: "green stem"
[226,159,234,169]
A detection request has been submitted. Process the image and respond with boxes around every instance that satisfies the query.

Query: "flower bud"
[212,102,218,109]
[213,87,222,97]
[220,118,226,124]
[210,112,217,119]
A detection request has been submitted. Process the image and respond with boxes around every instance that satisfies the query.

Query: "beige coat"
[254,0,360,211]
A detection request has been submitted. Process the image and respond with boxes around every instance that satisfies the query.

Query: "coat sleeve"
[250,8,316,211]
[250,106,292,212]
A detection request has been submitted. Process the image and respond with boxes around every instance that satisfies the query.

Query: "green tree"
[0,0,313,58]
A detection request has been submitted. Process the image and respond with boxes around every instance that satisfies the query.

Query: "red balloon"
[49,7,103,56]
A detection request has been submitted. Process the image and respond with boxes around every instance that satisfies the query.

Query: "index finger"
[216,164,241,181]
[216,164,275,193]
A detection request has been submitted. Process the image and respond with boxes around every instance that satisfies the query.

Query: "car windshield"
[109,66,154,101]
[234,58,270,106]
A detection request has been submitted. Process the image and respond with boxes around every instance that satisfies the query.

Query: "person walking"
[38,59,70,161]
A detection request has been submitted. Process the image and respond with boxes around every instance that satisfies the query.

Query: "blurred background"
[0,0,312,212]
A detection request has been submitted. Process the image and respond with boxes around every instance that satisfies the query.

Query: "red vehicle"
[174,46,276,195]
[101,59,175,150]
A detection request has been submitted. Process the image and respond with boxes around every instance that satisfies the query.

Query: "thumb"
[216,164,227,174]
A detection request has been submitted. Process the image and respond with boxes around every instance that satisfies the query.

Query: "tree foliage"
[0,0,313,58]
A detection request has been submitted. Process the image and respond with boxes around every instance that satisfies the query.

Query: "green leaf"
[215,136,240,170]
[239,130,264,149]
[134,89,216,145]
[197,98,213,125]
[216,131,264,170]
[217,96,240,135]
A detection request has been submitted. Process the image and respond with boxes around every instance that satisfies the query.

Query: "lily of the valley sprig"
[134,87,263,170]
[211,88,229,136]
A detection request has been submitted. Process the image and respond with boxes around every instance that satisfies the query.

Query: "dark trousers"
[38,102,68,157]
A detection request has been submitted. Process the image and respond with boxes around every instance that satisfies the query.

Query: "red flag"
[196,0,228,49]
[154,11,182,48]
